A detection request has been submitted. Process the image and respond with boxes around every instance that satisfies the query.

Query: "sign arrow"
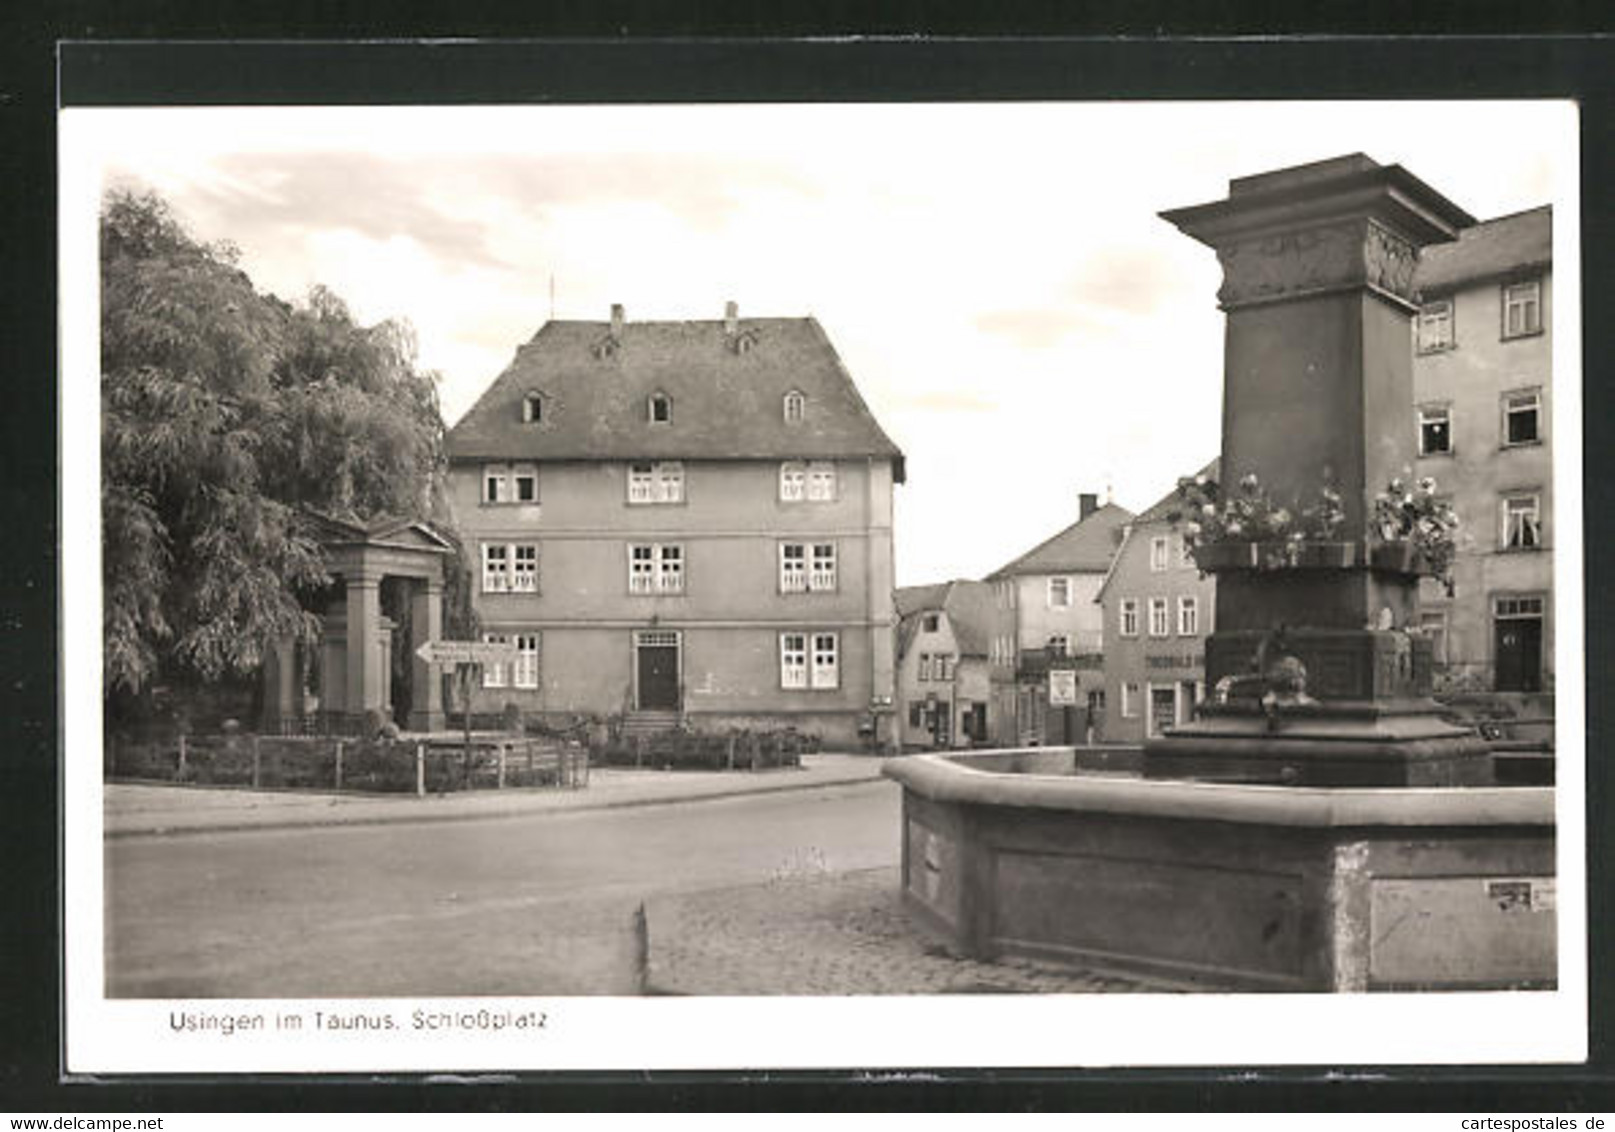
[415,639,517,666]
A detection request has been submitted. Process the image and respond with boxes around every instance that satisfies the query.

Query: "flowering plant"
[1372,472,1459,590]
[1171,472,1347,561]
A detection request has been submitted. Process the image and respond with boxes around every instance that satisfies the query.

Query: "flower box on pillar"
[1151,154,1491,787]
[1193,540,1359,572]
[1369,541,1418,575]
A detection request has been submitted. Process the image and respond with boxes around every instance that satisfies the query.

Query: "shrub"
[587,726,807,771]
[501,701,524,734]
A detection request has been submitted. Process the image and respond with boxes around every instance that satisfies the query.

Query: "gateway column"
[345,570,386,730]
[409,577,445,733]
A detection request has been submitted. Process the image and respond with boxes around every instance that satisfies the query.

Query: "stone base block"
[1207,628,1434,701]
[1143,708,1494,787]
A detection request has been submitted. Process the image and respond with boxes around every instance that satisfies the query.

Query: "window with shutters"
[1120,598,1139,638]
[807,461,837,501]
[628,460,684,503]
[1417,298,1454,352]
[1178,595,1199,637]
[1149,597,1171,638]
[482,632,509,689]
[1502,280,1542,339]
[627,543,684,594]
[1502,493,1542,550]
[482,544,509,592]
[811,632,840,689]
[511,545,539,593]
[1419,404,1452,456]
[513,634,540,689]
[1502,389,1541,447]
[780,633,808,689]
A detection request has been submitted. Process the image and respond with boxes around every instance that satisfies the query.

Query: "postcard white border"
[59,101,1587,1075]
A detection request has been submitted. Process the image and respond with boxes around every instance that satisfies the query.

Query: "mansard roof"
[1415,205,1551,295]
[446,315,905,481]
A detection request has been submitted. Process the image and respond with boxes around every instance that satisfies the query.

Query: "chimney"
[1079,492,1099,521]
[610,303,625,336]
[724,299,738,335]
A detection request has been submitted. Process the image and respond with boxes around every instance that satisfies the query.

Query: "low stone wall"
[884,751,1556,992]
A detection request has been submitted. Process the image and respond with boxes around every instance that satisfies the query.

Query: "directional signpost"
[415,640,518,667]
[415,639,518,752]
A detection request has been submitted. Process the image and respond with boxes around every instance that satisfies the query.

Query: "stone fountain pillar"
[1149,154,1492,786]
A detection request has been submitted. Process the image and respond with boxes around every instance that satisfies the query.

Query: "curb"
[105,769,891,840]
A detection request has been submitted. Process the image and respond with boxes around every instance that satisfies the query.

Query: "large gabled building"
[443,303,905,746]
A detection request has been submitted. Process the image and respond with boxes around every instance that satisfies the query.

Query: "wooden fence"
[106,733,589,795]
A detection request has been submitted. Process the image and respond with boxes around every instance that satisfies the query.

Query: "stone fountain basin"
[882,748,1556,992]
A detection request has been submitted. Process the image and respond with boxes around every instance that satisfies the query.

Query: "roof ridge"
[1469,203,1552,227]
[987,502,1132,579]
[445,314,904,471]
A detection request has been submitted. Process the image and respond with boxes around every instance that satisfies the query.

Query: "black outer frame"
[6,29,1614,1113]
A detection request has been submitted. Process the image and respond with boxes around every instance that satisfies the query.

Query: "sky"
[71,101,1575,587]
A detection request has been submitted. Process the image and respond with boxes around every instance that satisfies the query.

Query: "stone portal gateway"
[260,513,454,734]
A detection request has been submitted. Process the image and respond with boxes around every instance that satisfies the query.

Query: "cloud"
[180,153,515,275]
[475,153,821,233]
[152,150,824,286]
[1063,246,1188,318]
[973,306,1112,350]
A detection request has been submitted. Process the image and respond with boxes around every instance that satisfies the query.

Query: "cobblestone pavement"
[646,866,1176,995]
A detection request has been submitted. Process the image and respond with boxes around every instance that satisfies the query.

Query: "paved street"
[105,780,901,998]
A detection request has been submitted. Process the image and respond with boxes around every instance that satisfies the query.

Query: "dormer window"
[784,390,806,423]
[592,336,619,360]
[521,391,544,423]
[648,392,672,424]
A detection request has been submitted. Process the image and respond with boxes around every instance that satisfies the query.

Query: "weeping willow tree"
[101,189,472,712]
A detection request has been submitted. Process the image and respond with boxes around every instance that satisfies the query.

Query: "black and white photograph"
[58,85,1585,1074]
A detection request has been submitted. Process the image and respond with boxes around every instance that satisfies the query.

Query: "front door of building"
[1494,598,1544,693]
[932,700,951,748]
[635,631,681,710]
[1148,685,1178,737]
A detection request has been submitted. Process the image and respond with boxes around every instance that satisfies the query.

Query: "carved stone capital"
[1362,220,1419,304]
[1213,218,1421,310]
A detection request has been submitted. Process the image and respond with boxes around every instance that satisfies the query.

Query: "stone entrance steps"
[621,710,684,737]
